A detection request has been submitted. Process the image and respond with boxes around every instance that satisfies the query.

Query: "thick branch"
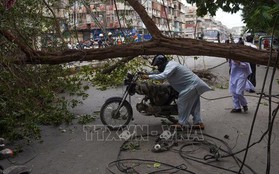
[101,56,136,74]
[1,1,278,69]
[127,0,163,38]
[20,38,278,68]
[0,30,34,57]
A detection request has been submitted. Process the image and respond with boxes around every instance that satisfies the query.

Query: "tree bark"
[0,0,278,68]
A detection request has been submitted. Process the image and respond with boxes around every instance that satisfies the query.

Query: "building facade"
[53,1,232,45]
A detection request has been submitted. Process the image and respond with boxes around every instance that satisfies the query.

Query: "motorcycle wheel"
[100,97,133,130]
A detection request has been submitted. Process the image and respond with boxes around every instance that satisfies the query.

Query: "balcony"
[147,9,152,15]
[180,8,185,13]
[174,16,182,22]
[169,3,174,8]
[152,10,161,18]
[115,3,133,10]
[173,28,180,32]
[185,27,194,32]
[167,14,174,20]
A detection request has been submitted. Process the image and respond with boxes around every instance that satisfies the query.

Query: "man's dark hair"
[151,55,168,66]
[151,55,168,72]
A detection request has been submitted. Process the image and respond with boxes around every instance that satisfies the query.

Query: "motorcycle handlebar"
[137,72,145,75]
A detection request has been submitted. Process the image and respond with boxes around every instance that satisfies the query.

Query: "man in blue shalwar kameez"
[141,55,211,129]
[229,59,252,113]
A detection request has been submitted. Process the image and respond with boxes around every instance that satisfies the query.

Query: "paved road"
[1,57,279,174]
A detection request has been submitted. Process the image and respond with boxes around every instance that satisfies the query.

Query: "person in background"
[67,42,72,49]
[238,37,244,44]
[229,41,252,113]
[107,32,115,46]
[245,35,257,92]
[141,55,211,129]
[263,39,270,49]
[98,33,105,48]
[117,37,122,45]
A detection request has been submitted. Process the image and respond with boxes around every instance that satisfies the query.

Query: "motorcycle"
[100,72,179,130]
[0,138,31,174]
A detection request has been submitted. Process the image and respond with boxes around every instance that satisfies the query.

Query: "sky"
[214,9,245,28]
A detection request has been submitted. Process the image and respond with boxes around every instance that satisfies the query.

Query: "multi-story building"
[184,5,204,39]
[51,1,230,45]
[65,0,187,43]
[230,26,244,37]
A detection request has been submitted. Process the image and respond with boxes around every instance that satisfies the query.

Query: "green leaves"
[187,0,278,35]
[77,114,97,124]
[0,60,88,141]
[81,57,148,90]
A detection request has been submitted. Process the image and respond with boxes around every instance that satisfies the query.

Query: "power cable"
[266,15,279,173]
[113,0,128,42]
[179,143,241,174]
[187,131,261,173]
[162,0,173,37]
[217,104,278,159]
[106,133,195,173]
[238,14,279,173]
[201,93,279,104]
[80,0,107,35]
[107,131,258,173]
[108,158,194,174]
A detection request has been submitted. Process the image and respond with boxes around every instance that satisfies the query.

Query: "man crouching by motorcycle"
[141,55,211,130]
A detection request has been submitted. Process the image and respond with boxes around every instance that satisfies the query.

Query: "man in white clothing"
[141,55,211,129]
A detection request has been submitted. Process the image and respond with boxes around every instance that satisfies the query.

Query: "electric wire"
[176,133,256,174]
[108,158,194,174]
[105,22,278,173]
[106,134,195,173]
[201,93,279,104]
[80,0,107,35]
[109,56,279,173]
[202,133,256,174]
[162,0,173,38]
[218,104,278,159]
[107,133,193,173]
[107,131,258,174]
[266,15,279,174]
[238,14,279,174]
[113,0,128,42]
[178,143,241,174]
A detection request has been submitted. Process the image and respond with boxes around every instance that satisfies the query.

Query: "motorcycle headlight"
[124,73,134,85]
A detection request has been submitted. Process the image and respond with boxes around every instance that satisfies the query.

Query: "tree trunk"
[0,0,278,68]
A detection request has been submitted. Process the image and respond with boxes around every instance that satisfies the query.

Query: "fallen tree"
[0,0,278,68]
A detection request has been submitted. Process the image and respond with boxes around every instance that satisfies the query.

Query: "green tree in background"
[187,0,279,35]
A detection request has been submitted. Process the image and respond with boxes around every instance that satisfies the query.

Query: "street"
[1,57,279,174]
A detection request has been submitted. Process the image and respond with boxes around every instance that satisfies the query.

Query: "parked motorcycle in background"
[100,72,179,130]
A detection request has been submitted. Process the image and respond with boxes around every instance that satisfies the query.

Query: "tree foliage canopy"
[187,0,279,35]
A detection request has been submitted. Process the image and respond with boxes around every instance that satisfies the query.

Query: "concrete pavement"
[1,58,279,174]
